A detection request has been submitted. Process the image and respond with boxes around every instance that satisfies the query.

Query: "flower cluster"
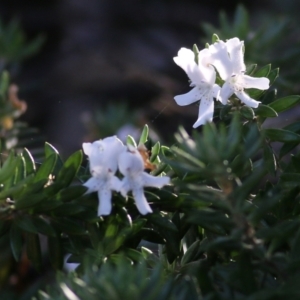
[82,136,170,216]
[174,37,270,128]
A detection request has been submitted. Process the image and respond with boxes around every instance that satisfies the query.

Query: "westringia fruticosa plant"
[2,33,300,300]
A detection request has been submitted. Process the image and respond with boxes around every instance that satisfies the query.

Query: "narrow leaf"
[269,95,300,113]
[264,128,300,143]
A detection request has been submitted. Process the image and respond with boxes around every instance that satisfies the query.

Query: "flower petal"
[236,91,261,108]
[110,175,122,192]
[174,87,205,106]
[142,173,170,188]
[119,177,131,197]
[82,143,92,156]
[219,82,234,105]
[209,41,232,79]
[132,188,153,215]
[193,95,214,128]
[97,188,112,216]
[243,75,270,90]
[174,48,206,85]
[83,177,102,193]
[226,38,245,73]
[212,84,221,101]
[118,147,144,176]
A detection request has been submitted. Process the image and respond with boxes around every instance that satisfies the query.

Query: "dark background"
[0,0,283,154]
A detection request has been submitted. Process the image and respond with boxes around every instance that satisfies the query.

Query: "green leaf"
[15,192,48,210]
[56,150,83,187]
[22,148,36,176]
[240,106,254,120]
[32,217,56,236]
[280,173,300,189]
[246,64,257,75]
[0,174,34,199]
[14,155,26,183]
[25,232,42,271]
[254,104,278,118]
[231,167,267,209]
[53,185,87,202]
[33,153,57,183]
[147,213,178,232]
[138,124,149,146]
[187,209,233,233]
[52,218,86,235]
[192,44,199,64]
[126,135,137,147]
[10,222,23,261]
[261,89,277,105]
[51,203,86,216]
[150,141,160,163]
[280,142,298,158]
[141,247,161,268]
[269,95,300,113]
[268,67,279,86]
[211,33,220,43]
[48,235,63,270]
[263,144,277,174]
[16,216,39,234]
[284,121,300,133]
[44,142,64,176]
[226,113,242,157]
[219,104,232,120]
[44,142,59,158]
[264,129,300,143]
[138,228,166,244]
[253,64,271,78]
[0,151,18,183]
[181,240,201,265]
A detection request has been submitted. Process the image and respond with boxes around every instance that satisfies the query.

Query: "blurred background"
[0,0,298,155]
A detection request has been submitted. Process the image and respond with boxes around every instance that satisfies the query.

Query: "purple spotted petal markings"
[173,47,221,128]
[173,37,270,127]
[118,145,170,215]
[209,37,270,107]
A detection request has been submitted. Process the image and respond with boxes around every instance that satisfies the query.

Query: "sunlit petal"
[193,96,214,128]
[226,38,245,73]
[236,91,261,108]
[84,177,102,193]
[97,188,112,216]
[174,87,205,106]
[118,146,144,176]
[209,41,232,79]
[142,173,170,188]
[82,142,92,156]
[132,188,153,215]
[243,75,270,90]
[212,84,221,101]
[118,145,170,215]
[174,48,205,85]
[219,82,234,105]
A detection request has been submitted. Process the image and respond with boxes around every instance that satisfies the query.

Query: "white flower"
[173,47,221,128]
[209,37,270,108]
[118,145,170,215]
[83,136,126,216]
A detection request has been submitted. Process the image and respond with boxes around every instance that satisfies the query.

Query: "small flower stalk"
[174,37,270,127]
[83,136,170,216]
